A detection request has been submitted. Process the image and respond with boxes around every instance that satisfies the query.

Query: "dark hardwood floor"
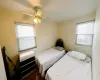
[23,69,43,80]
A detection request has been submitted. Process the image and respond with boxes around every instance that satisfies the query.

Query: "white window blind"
[76,21,94,35]
[76,21,94,46]
[16,24,36,51]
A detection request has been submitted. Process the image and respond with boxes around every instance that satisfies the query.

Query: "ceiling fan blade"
[15,0,33,8]
[41,16,50,20]
[20,11,34,16]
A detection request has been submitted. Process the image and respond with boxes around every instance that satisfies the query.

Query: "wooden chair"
[1,46,20,80]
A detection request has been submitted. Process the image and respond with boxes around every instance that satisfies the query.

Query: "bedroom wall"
[58,12,96,57]
[0,6,58,64]
[93,2,100,80]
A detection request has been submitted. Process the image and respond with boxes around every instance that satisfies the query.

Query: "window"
[15,23,36,51]
[75,20,94,56]
[76,20,94,46]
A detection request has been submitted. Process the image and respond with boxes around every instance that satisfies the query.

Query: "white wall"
[93,2,100,80]
[33,21,58,53]
[0,46,7,80]
[58,12,96,57]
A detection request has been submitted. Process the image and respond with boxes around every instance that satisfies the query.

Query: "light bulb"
[33,18,41,24]
[33,18,38,23]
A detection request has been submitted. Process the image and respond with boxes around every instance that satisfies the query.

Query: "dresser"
[20,51,37,79]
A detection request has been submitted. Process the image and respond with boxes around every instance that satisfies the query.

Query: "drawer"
[21,61,36,71]
[21,65,37,78]
[20,57,35,66]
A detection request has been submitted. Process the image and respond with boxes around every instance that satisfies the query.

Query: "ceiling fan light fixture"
[21,0,48,24]
[33,18,41,24]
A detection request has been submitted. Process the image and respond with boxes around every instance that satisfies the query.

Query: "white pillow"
[55,47,64,51]
[67,51,87,61]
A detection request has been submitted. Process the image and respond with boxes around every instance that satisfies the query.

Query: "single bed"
[35,48,65,76]
[45,51,91,80]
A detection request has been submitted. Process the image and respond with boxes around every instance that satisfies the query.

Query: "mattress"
[45,53,91,80]
[35,48,65,76]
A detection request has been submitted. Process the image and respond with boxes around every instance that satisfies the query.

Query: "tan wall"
[58,12,96,57]
[93,2,100,80]
[0,7,58,63]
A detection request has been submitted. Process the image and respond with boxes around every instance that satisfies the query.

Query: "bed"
[35,48,65,76]
[45,51,91,80]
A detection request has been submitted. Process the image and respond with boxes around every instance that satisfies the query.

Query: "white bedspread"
[45,54,91,80]
[35,48,65,76]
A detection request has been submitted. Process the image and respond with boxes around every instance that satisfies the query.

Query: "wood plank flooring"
[23,69,43,80]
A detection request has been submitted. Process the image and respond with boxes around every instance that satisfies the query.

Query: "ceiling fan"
[20,0,48,24]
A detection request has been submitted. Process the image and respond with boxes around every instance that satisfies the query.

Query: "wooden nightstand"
[20,56,37,79]
[20,51,37,79]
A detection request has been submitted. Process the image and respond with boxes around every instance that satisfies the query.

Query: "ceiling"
[0,0,97,22]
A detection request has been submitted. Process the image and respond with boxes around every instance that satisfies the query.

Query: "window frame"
[75,20,95,46]
[15,22,37,52]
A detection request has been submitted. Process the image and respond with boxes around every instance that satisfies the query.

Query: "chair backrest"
[1,46,10,80]
[2,47,21,80]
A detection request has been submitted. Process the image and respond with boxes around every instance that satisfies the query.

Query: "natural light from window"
[76,21,94,46]
[15,23,36,51]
